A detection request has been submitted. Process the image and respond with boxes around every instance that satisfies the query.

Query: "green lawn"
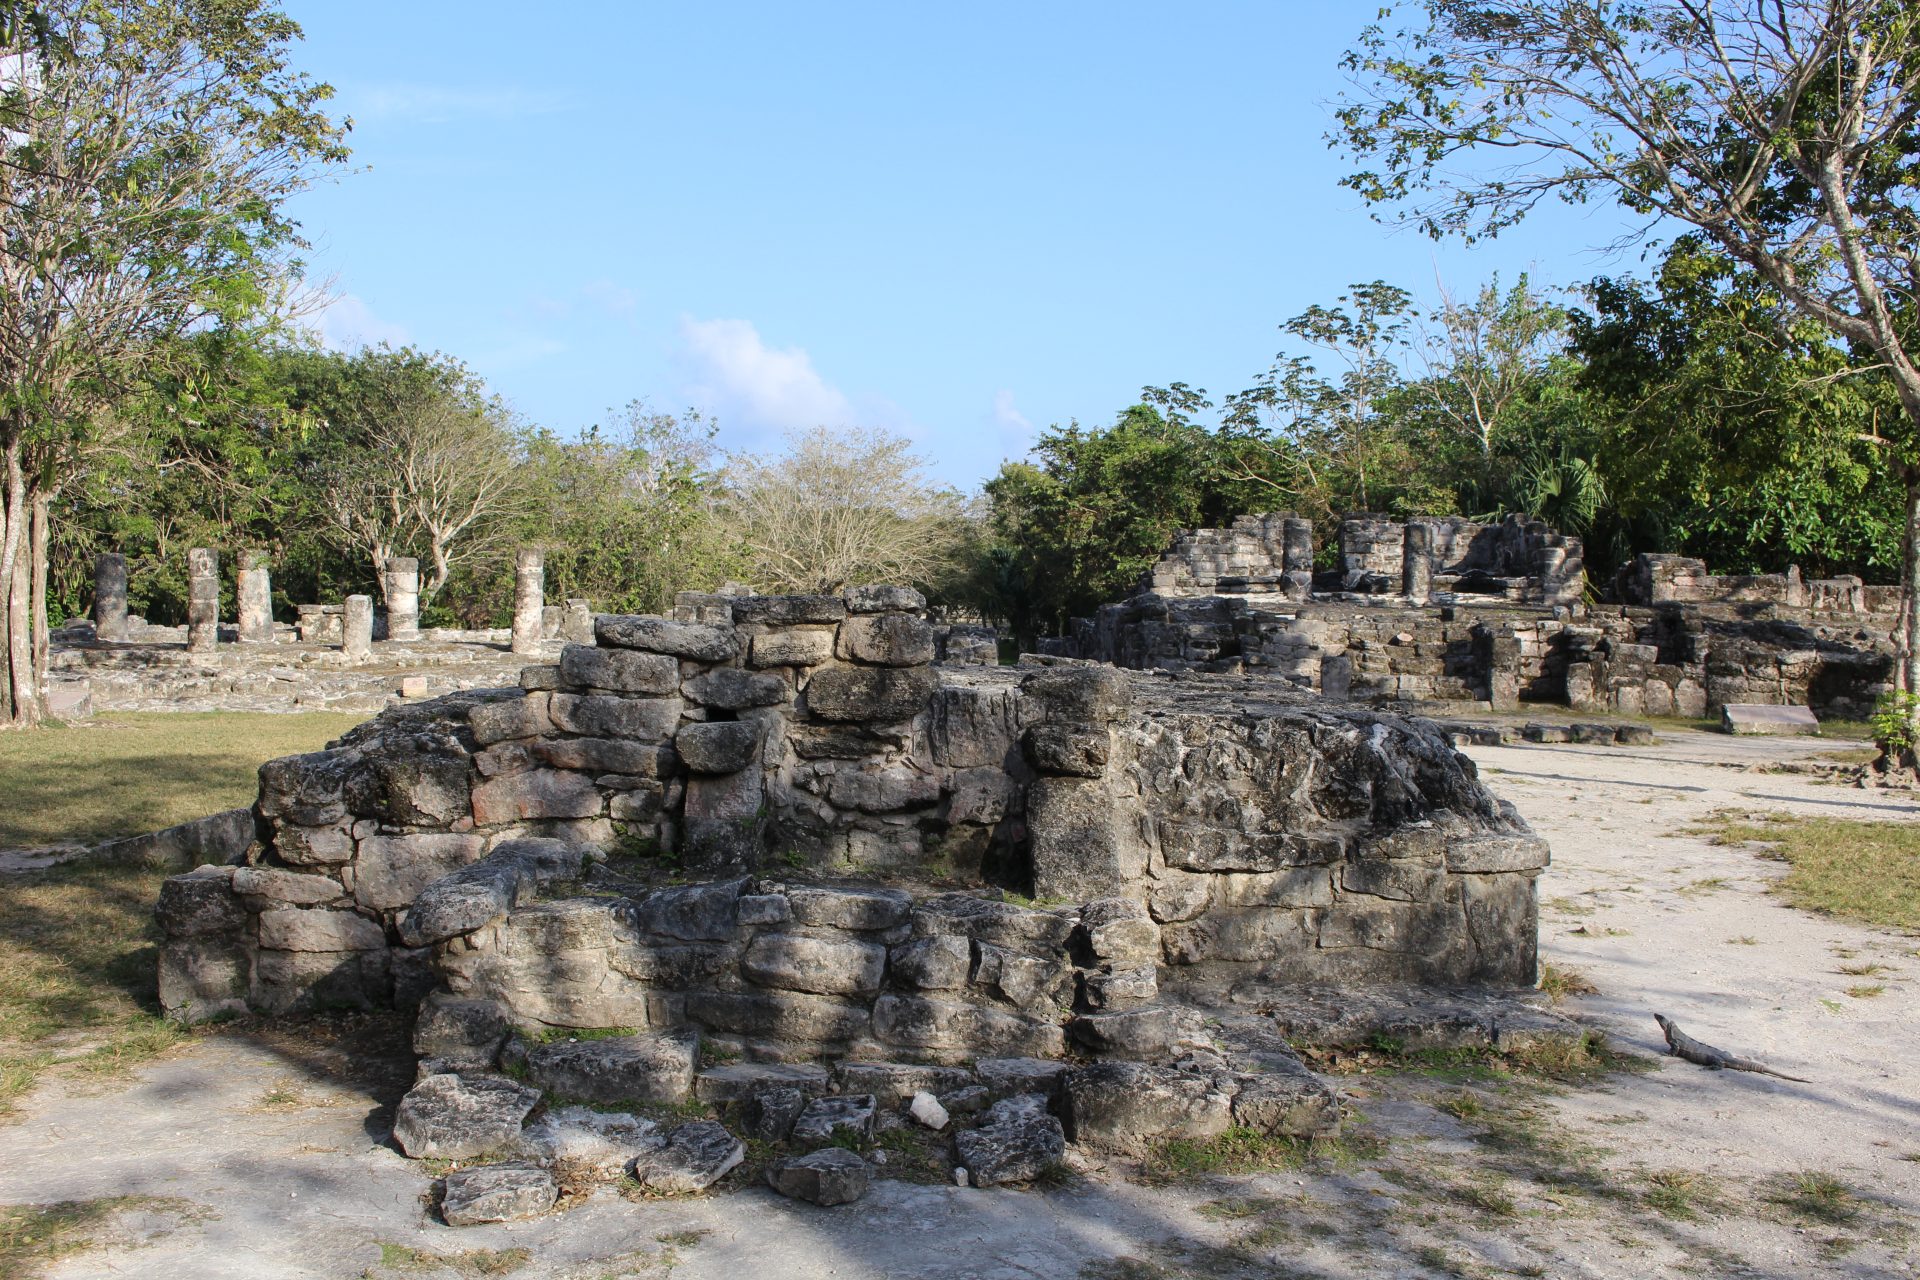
[1693,812,1920,932]
[0,711,365,849]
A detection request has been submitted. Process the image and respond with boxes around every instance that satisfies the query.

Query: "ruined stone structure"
[186,547,220,653]
[1053,515,1894,720]
[236,550,274,645]
[384,557,422,643]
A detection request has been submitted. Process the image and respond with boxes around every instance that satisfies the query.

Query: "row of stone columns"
[93,548,549,656]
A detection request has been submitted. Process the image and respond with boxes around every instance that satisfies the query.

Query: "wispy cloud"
[991,389,1036,458]
[311,292,410,352]
[674,316,856,436]
[347,82,573,124]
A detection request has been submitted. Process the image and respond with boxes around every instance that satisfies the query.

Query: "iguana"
[1653,1014,1810,1083]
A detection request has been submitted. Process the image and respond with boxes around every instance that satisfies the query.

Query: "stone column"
[237,550,273,644]
[1402,522,1433,604]
[342,594,373,659]
[1281,518,1314,574]
[510,549,545,655]
[93,553,128,641]
[383,557,420,642]
[186,548,219,652]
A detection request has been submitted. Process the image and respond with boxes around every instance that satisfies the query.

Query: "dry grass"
[0,862,183,1116]
[0,1196,199,1279]
[0,710,363,848]
[1688,811,1920,932]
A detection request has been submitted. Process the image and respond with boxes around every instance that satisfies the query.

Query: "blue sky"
[284,2,1650,487]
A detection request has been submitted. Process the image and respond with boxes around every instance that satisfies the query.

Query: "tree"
[0,0,347,724]
[1335,0,1920,694]
[721,427,976,594]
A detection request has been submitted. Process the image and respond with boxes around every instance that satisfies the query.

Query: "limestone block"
[558,643,679,694]
[258,749,365,827]
[742,1087,808,1141]
[392,1073,542,1159]
[549,693,683,740]
[1145,868,1211,924]
[1062,1062,1233,1154]
[1230,1070,1341,1138]
[692,1061,831,1103]
[945,768,1015,825]
[1463,873,1539,985]
[975,1057,1069,1101]
[536,737,676,777]
[675,720,764,774]
[249,947,389,1014]
[1441,833,1550,874]
[1029,776,1140,901]
[767,1146,870,1206]
[954,1095,1067,1186]
[413,993,511,1066]
[474,743,536,778]
[157,935,250,1020]
[353,833,488,910]
[1083,966,1158,1009]
[397,859,533,947]
[682,667,789,709]
[1316,898,1456,953]
[1024,724,1110,776]
[683,766,763,821]
[748,628,836,668]
[468,694,553,746]
[844,585,925,613]
[1068,1006,1173,1059]
[803,665,939,722]
[348,755,472,827]
[826,765,941,812]
[231,866,344,907]
[692,990,873,1043]
[471,769,603,824]
[1722,703,1819,735]
[834,1061,974,1105]
[1157,821,1336,874]
[628,1121,744,1195]
[870,994,1065,1057]
[730,594,848,625]
[836,613,935,666]
[928,684,1020,767]
[787,885,912,930]
[1019,664,1129,723]
[441,1163,556,1225]
[155,866,246,936]
[275,822,355,866]
[594,615,739,662]
[1160,909,1316,965]
[258,907,386,952]
[791,1093,877,1144]
[525,1028,702,1104]
[889,935,971,989]
[1212,867,1337,908]
[909,894,1075,950]
[1078,898,1160,963]
[1339,861,1446,902]
[973,942,1072,1012]
[741,932,887,996]
[634,878,745,941]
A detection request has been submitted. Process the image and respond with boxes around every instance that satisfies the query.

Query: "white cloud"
[581,279,639,320]
[991,389,1037,458]
[348,82,572,125]
[312,293,410,352]
[675,316,856,435]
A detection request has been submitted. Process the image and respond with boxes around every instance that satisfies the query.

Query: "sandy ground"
[4,727,1918,1279]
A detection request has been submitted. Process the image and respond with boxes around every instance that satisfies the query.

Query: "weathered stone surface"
[787,885,912,931]
[413,994,511,1067]
[1157,823,1336,873]
[258,750,363,826]
[595,615,740,662]
[628,1120,744,1194]
[274,822,355,867]
[954,1094,1066,1186]
[1079,898,1160,963]
[155,866,245,935]
[1024,724,1110,776]
[675,720,764,774]
[737,893,792,925]
[835,1061,975,1105]
[517,1106,663,1180]
[349,755,472,826]
[825,765,941,812]
[258,907,386,952]
[749,629,837,668]
[398,858,532,947]
[730,594,848,626]
[693,1062,831,1103]
[682,767,764,822]
[744,1086,809,1141]
[230,866,343,907]
[889,935,971,990]
[837,613,936,666]
[1442,832,1550,874]
[635,879,745,941]
[471,768,604,824]
[525,1028,700,1104]
[354,833,488,910]
[910,894,1076,951]
[441,1163,557,1225]
[1063,1062,1233,1154]
[767,1146,871,1206]
[1069,1005,1174,1058]
[1083,966,1158,1009]
[392,1073,542,1159]
[928,686,1020,768]
[1723,703,1821,735]
[549,693,683,741]
[559,643,680,694]
[158,935,250,1019]
[535,737,676,776]
[693,990,871,1044]
[791,1093,877,1144]
[973,943,1072,1012]
[872,994,1064,1057]
[975,1057,1068,1101]
[742,932,886,996]
[1029,776,1138,901]
[803,666,939,722]
[683,667,789,709]
[908,1091,950,1131]
[1213,867,1337,908]
[469,694,554,745]
[844,585,925,613]
[1020,664,1129,722]
[1229,1069,1340,1138]
[249,947,389,1014]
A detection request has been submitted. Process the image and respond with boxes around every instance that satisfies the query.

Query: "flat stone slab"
[693,1062,831,1103]
[526,1029,700,1104]
[628,1120,745,1194]
[392,1073,543,1160]
[440,1163,556,1225]
[954,1094,1066,1185]
[1722,703,1820,736]
[767,1146,872,1206]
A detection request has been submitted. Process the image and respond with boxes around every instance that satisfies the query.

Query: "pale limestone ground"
[3,728,1918,1279]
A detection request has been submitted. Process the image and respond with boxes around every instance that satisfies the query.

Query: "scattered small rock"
[952,1094,1066,1186]
[908,1091,949,1131]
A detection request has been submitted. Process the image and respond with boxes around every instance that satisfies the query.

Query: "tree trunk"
[1,437,39,727]
[30,495,49,691]
[1903,471,1920,700]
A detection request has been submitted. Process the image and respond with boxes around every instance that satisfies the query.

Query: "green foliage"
[1870,691,1920,759]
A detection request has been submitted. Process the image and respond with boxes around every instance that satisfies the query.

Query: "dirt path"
[3,728,1916,1279]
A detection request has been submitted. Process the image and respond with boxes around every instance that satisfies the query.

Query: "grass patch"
[1538,962,1598,1003]
[1767,1171,1862,1225]
[1639,1168,1722,1220]
[1688,810,1920,931]
[366,1242,533,1277]
[0,1196,199,1280]
[1306,1030,1646,1087]
[1845,983,1886,999]
[0,711,363,848]
[0,861,185,1115]
[1135,1125,1384,1186]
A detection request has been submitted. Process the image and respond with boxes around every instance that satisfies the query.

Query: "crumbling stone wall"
[154,588,1547,1045]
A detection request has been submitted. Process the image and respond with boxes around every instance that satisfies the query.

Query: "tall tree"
[0,0,347,724]
[1334,0,1920,694]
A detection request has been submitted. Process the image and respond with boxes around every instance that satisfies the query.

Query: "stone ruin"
[151,583,1555,1211]
[1051,513,1896,721]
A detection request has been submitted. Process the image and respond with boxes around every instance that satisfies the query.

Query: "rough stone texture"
[791,1094,877,1144]
[440,1163,556,1225]
[549,693,682,740]
[1062,1062,1234,1154]
[559,644,678,695]
[353,833,487,911]
[837,613,936,666]
[517,1107,664,1180]
[511,550,546,657]
[595,615,739,662]
[767,1147,871,1206]
[186,548,220,653]
[93,552,129,641]
[413,994,511,1068]
[693,1062,831,1103]
[836,1062,974,1106]
[743,932,886,996]
[384,557,421,643]
[524,1028,701,1104]
[627,1120,745,1194]
[954,1095,1067,1186]
[1723,703,1820,735]
[391,1073,542,1159]
[257,908,385,952]
[804,666,940,722]
[237,557,273,645]
[342,594,373,659]
[676,720,765,774]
